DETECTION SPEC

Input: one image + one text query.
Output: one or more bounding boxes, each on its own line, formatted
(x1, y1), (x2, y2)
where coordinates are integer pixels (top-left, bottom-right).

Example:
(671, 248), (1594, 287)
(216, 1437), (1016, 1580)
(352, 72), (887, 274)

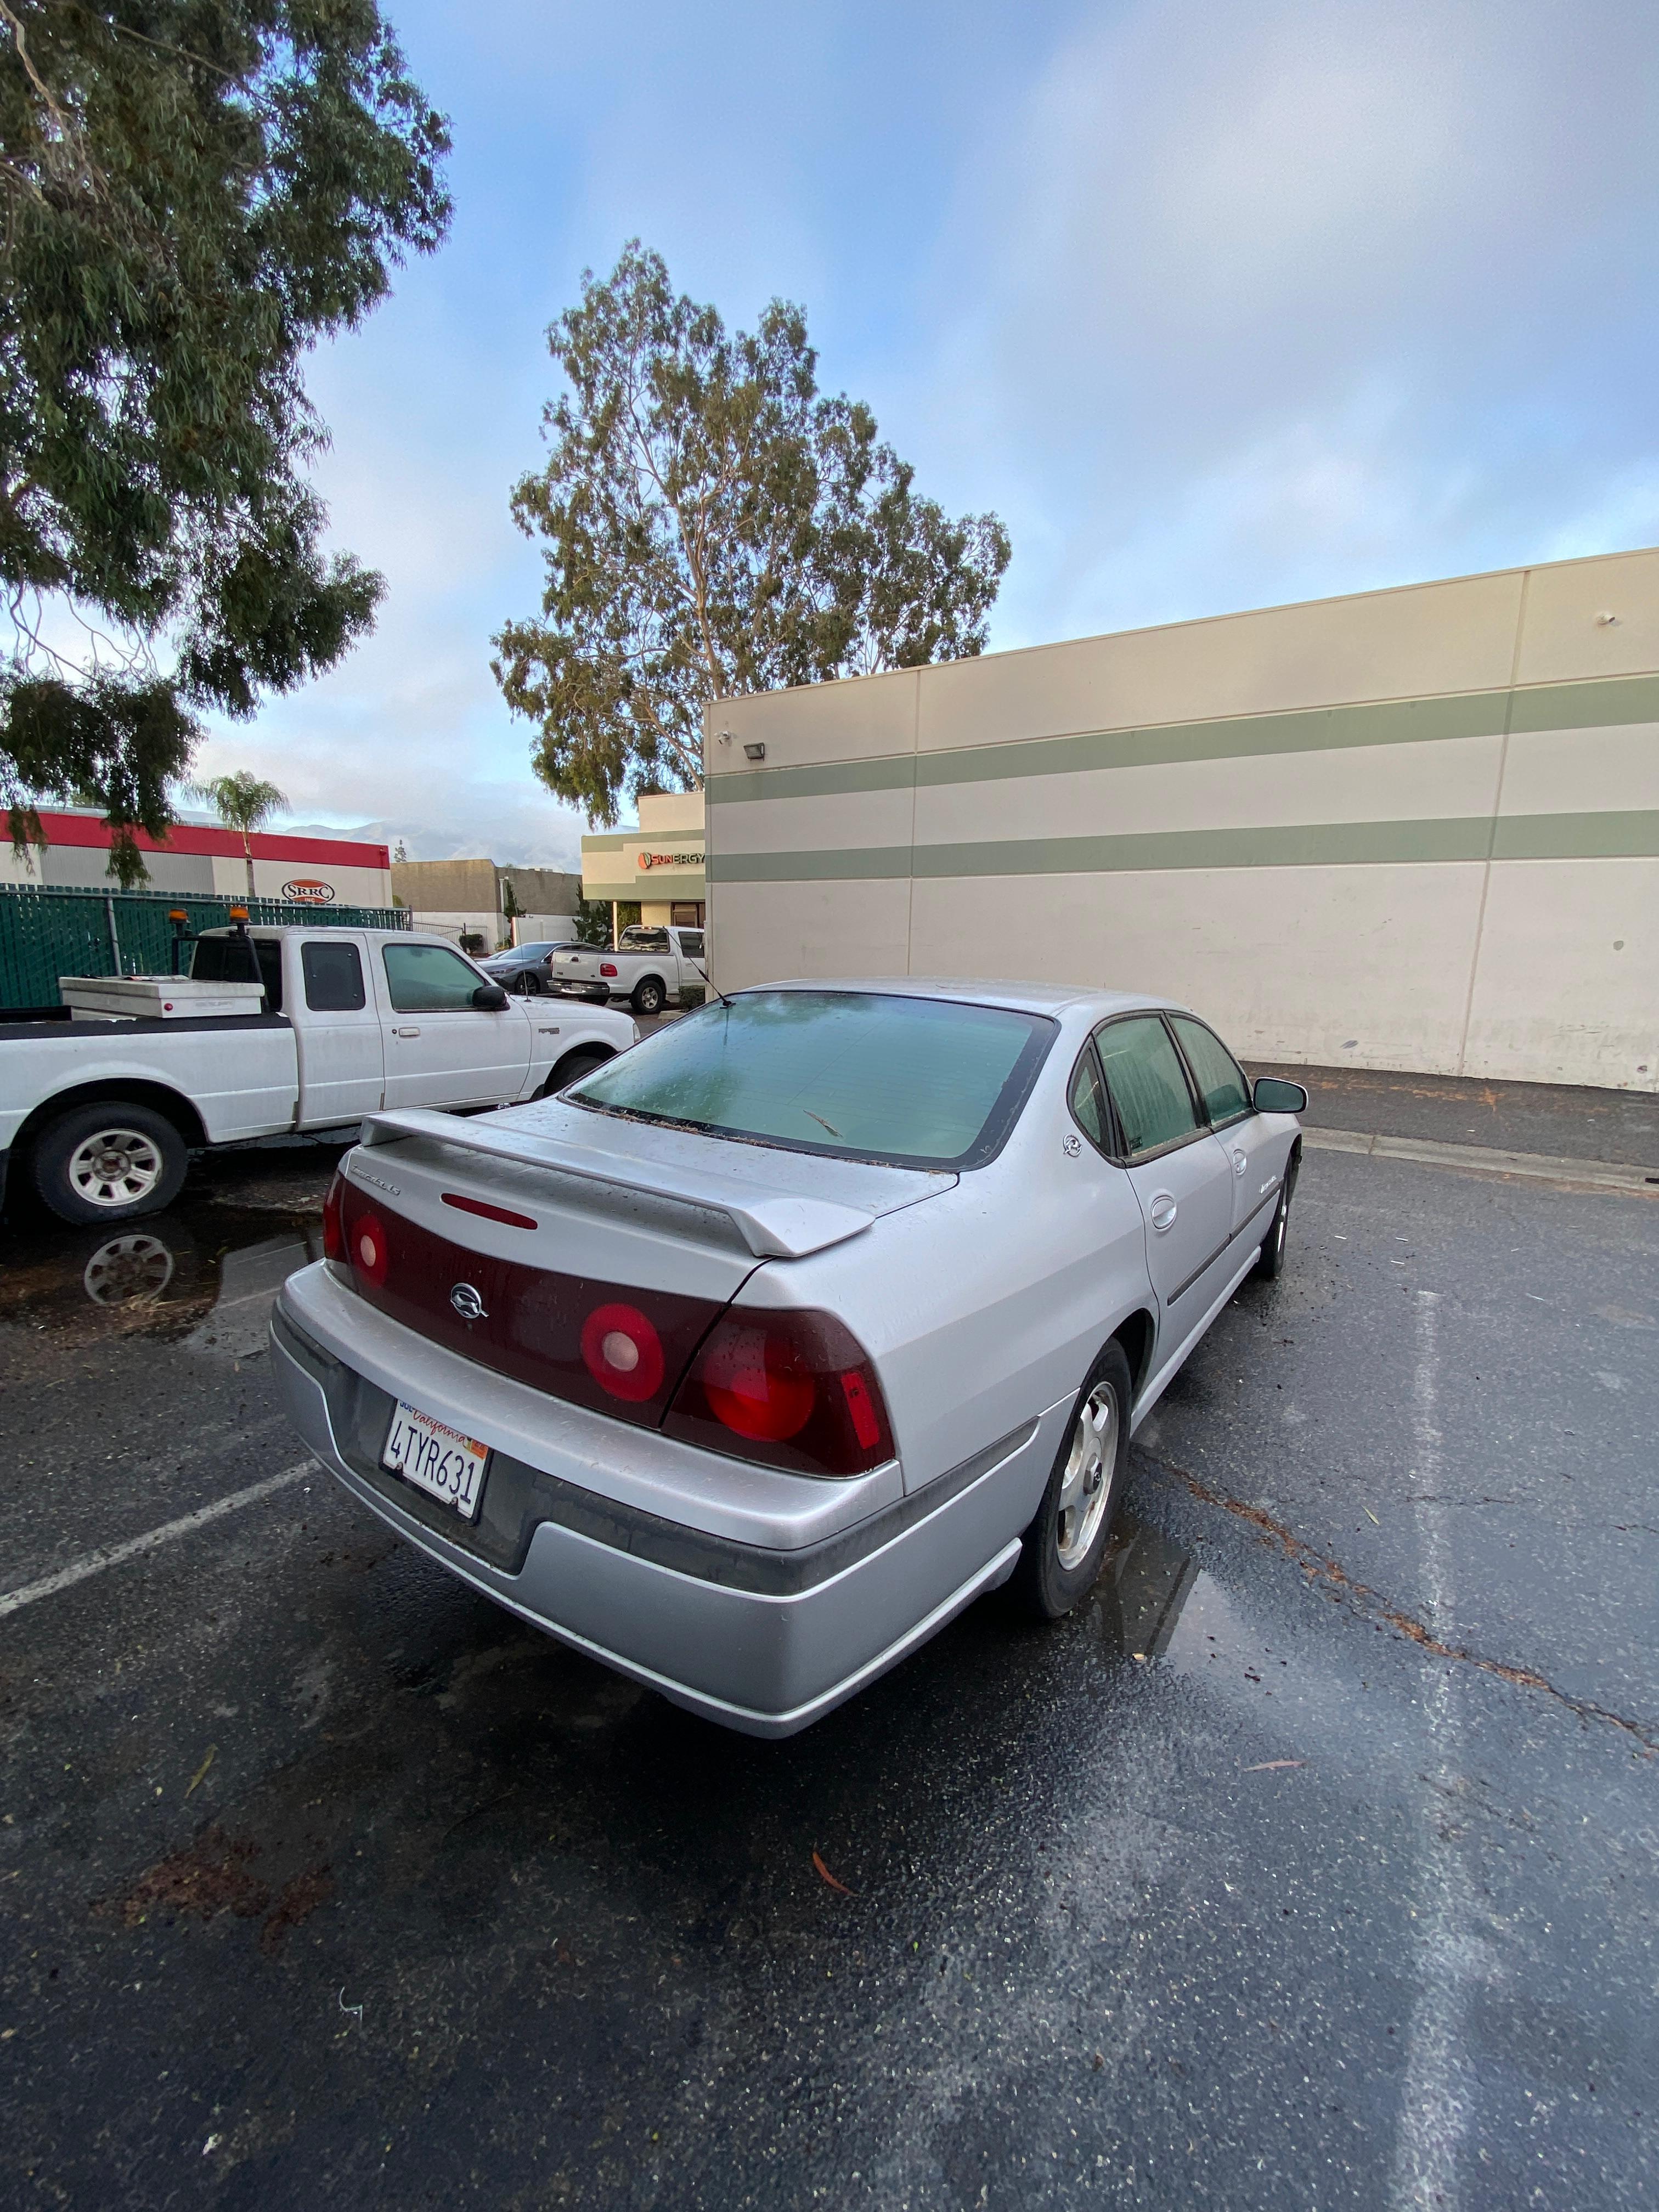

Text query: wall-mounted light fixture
(1596, 611), (1618, 626)
(743, 741), (766, 761)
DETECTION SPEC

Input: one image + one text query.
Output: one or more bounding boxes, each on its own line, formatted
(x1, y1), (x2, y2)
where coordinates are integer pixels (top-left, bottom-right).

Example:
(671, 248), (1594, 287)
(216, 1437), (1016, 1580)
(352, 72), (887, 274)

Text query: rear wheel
(31, 1101), (188, 1225)
(631, 975), (667, 1017)
(510, 969), (543, 996)
(1012, 1339), (1132, 1620)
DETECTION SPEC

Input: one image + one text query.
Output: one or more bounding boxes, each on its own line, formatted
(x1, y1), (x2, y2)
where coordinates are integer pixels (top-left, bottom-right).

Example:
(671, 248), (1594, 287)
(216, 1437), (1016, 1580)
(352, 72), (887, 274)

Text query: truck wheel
(630, 976), (667, 1017)
(540, 1047), (611, 1097)
(32, 1102), (188, 1226)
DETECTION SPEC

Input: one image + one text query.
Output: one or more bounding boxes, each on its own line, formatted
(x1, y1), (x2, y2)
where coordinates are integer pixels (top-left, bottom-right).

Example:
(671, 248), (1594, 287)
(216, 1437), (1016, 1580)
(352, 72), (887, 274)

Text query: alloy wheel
(1056, 1380), (1118, 1570)
(67, 1128), (166, 1210)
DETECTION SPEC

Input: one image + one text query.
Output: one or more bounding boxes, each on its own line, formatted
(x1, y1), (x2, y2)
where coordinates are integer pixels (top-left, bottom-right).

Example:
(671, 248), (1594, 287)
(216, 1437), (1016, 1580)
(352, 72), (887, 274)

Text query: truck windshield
(191, 934), (282, 1011)
(567, 989), (1056, 1170)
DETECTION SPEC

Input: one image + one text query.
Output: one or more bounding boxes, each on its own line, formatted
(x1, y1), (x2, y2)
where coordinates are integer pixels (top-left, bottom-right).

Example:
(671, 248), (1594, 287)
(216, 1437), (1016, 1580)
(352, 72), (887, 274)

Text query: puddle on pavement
(1097, 1517), (1307, 1697)
(0, 1200), (321, 1355)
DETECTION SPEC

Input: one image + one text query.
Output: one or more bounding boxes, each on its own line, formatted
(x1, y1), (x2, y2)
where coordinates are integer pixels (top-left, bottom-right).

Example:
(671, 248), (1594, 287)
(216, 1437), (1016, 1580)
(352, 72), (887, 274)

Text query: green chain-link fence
(0, 885), (409, 1011)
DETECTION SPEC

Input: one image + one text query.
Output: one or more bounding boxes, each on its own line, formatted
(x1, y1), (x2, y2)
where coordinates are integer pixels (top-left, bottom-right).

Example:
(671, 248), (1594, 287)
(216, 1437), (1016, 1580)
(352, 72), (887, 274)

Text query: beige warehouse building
(704, 546), (1659, 1092)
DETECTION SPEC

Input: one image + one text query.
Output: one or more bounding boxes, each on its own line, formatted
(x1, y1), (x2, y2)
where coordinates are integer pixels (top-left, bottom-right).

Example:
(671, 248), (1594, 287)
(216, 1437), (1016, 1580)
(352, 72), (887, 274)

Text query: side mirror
(471, 983), (509, 1011)
(1252, 1076), (1308, 1115)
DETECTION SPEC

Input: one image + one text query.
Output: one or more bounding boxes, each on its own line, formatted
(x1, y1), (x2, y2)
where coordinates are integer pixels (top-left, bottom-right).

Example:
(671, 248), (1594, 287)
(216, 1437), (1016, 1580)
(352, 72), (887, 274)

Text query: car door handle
(395, 1026), (420, 1038)
(1148, 1193), (1177, 1231)
(1229, 1148), (1247, 1177)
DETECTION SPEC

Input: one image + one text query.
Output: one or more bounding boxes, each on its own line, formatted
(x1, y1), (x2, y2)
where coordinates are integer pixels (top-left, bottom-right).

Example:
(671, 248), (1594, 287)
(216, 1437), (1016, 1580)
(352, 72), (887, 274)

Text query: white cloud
(914, 0), (1659, 642)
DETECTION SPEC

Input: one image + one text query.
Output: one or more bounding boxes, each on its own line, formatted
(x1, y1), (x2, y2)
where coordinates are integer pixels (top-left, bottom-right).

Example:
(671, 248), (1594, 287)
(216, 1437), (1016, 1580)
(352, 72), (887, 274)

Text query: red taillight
(322, 1171), (346, 1263)
(580, 1301), (665, 1403)
(665, 1310), (894, 1477)
(599, 962), (618, 977)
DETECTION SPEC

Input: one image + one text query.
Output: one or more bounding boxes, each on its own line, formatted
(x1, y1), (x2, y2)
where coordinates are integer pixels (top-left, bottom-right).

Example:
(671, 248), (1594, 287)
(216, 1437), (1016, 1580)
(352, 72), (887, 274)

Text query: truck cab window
(302, 940), (366, 1012)
(679, 930), (705, 958)
(191, 933), (283, 1011)
(382, 942), (489, 1013)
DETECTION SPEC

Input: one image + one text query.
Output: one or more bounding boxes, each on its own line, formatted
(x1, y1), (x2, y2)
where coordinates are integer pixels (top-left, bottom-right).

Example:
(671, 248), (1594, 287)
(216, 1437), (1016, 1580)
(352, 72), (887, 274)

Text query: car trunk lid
(335, 1101), (955, 1424)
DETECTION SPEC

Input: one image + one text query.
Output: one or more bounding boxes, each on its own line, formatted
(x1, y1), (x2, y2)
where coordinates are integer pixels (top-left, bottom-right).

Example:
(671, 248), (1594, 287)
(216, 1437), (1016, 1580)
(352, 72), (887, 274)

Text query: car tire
(631, 976), (666, 1017)
(1012, 1338), (1132, 1621)
(1253, 1147), (1299, 1280)
(31, 1101), (188, 1226)
(540, 1047), (611, 1097)
(519, 970), (543, 996)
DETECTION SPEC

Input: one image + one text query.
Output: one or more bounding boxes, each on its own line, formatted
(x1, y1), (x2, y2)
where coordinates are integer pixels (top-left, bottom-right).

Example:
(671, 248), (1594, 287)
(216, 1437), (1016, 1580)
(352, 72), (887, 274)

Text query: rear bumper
(269, 1272), (1061, 1736)
(551, 980), (611, 1002)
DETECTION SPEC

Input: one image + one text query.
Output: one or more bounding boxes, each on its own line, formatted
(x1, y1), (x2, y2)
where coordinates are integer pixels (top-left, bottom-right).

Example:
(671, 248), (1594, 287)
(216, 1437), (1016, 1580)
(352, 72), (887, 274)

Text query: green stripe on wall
(706, 810), (1659, 883)
(704, 670), (1659, 808)
(1492, 809), (1659, 860)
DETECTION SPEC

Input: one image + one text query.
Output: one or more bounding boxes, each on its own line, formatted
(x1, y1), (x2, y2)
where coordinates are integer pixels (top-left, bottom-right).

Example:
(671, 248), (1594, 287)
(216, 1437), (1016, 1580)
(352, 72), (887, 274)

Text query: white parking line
(1389, 1290), (1477, 2211)
(0, 1462), (313, 1621)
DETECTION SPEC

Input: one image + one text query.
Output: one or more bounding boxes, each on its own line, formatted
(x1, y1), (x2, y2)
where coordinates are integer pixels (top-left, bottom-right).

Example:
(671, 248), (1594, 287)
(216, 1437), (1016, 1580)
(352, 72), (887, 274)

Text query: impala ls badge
(450, 1283), (487, 1322)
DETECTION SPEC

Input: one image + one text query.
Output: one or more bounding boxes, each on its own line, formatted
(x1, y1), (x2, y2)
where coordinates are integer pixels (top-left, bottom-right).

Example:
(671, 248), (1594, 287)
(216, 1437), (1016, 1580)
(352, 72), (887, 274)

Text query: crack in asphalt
(1139, 1450), (1659, 1752)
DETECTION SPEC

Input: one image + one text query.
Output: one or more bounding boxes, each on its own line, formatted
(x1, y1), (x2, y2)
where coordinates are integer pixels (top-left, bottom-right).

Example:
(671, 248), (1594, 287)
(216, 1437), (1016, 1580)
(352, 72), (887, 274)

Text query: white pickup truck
(0, 925), (637, 1226)
(544, 924), (710, 1016)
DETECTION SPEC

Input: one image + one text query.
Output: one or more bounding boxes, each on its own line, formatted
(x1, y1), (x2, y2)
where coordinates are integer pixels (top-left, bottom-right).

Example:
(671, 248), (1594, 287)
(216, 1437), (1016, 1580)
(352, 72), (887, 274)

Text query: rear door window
(1068, 1047), (1113, 1154)
(302, 940), (366, 1012)
(1170, 1016), (1251, 1127)
(382, 943), (487, 1013)
(1095, 1015), (1201, 1159)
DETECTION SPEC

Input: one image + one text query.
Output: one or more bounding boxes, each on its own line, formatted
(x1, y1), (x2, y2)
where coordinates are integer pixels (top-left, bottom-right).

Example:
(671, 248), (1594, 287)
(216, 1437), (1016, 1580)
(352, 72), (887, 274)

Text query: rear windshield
(568, 989), (1056, 1169)
(191, 933), (282, 1011)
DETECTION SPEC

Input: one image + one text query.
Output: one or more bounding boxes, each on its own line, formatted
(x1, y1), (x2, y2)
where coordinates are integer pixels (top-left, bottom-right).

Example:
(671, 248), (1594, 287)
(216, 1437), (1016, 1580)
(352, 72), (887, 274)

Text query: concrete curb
(1302, 1125), (1659, 1196)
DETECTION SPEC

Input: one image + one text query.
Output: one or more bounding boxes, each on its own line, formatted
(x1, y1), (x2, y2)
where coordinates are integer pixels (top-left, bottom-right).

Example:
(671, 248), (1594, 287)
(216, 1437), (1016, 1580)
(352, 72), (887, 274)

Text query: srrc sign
(281, 878), (337, 904)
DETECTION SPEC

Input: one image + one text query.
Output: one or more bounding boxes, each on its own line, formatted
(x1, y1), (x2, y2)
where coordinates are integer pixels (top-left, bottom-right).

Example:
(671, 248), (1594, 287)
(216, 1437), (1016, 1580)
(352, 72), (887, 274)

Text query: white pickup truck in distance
(544, 924), (710, 1016)
(0, 926), (637, 1226)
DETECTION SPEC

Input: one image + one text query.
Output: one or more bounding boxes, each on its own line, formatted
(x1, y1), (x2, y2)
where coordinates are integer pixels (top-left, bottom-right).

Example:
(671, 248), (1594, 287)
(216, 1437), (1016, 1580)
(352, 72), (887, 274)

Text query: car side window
(1170, 1016), (1251, 1127)
(1096, 1015), (1201, 1158)
(679, 931), (705, 958)
(382, 942), (487, 1013)
(1067, 1046), (1113, 1153)
(302, 940), (365, 1012)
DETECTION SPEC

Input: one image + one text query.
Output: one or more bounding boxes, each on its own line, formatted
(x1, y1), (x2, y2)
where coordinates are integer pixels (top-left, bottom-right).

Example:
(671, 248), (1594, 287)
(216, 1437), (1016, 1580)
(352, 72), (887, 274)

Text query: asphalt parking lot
(1, 1076), (1655, 2209)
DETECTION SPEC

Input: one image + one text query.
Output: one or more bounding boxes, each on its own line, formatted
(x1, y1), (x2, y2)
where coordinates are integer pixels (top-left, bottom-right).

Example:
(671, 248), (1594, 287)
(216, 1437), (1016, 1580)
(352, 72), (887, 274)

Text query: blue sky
(195, 0), (1659, 864)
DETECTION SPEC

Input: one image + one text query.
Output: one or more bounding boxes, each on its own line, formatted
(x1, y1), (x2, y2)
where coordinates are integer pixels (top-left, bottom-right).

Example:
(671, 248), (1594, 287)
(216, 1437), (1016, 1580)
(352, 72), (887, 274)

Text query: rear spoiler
(356, 1108), (905, 1260)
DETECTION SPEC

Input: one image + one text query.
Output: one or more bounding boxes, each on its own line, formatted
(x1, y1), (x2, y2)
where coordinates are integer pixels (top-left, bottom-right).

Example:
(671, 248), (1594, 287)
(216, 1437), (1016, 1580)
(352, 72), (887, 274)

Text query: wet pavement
(1249, 1060), (1659, 1171)
(1, 1112), (1655, 2209)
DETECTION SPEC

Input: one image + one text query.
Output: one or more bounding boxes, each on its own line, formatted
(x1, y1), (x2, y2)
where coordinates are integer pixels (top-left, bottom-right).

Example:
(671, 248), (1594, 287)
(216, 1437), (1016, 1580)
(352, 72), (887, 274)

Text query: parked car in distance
(479, 941), (587, 996)
(544, 923), (709, 1015)
(272, 979), (1307, 1737)
(0, 927), (638, 1225)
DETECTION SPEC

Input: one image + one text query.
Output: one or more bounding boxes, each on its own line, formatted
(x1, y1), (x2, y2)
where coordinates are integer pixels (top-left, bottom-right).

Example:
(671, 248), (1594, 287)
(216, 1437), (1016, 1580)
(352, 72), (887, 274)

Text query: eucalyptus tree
(494, 242), (1011, 824)
(0, 1), (450, 881)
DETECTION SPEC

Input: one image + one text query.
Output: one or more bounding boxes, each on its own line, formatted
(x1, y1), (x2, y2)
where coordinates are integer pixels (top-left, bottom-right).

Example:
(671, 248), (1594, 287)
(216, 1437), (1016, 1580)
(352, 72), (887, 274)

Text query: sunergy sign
(635, 849), (704, 872)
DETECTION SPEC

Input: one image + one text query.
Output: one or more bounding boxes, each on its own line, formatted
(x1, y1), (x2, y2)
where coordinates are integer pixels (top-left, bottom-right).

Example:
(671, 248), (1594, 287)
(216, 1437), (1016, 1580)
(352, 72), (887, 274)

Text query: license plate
(381, 1401), (488, 1521)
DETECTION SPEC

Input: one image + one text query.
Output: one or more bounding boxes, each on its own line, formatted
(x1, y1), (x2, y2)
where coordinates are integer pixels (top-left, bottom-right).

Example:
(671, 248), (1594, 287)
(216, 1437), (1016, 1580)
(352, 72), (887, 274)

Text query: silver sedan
(270, 981), (1306, 1735)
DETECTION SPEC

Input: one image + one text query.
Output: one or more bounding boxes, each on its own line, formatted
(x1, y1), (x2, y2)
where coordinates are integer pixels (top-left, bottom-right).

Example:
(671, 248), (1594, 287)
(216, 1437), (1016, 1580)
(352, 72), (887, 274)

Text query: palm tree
(191, 772), (289, 900)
